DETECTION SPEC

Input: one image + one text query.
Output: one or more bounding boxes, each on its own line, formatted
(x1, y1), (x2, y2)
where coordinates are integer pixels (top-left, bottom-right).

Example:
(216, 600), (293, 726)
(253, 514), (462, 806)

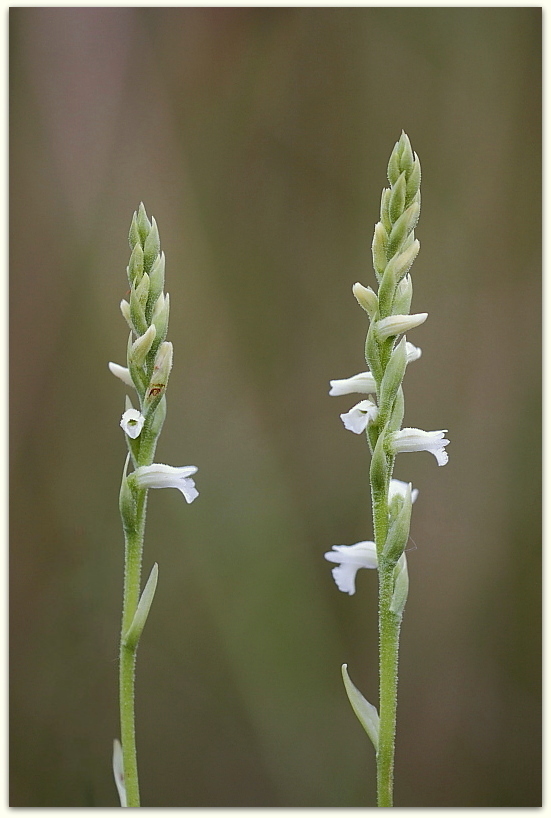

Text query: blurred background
(10, 7), (541, 808)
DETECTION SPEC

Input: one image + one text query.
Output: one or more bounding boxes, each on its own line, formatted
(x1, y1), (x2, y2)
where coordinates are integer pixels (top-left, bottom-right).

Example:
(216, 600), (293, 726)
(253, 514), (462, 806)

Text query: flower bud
(390, 553), (409, 618)
(405, 156), (421, 207)
(136, 202), (151, 245)
(143, 217), (160, 273)
(147, 251), (165, 313)
(380, 188), (392, 232)
(372, 222), (389, 280)
(128, 212), (140, 252)
(382, 482), (412, 564)
(152, 292), (170, 348)
(387, 202), (420, 257)
(119, 456), (137, 535)
(129, 325), (156, 368)
(144, 342), (173, 415)
(120, 299), (134, 332)
(392, 275), (413, 316)
(108, 361), (134, 388)
(134, 271), (150, 310)
(388, 171), (406, 225)
(127, 242), (144, 287)
(376, 313), (428, 341)
(397, 132), (414, 175)
(129, 288), (147, 336)
(353, 282), (378, 318)
(370, 424), (388, 498)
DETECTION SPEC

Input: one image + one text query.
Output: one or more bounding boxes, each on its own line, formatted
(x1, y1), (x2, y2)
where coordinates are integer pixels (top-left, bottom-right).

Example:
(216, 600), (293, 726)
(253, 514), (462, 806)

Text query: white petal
(391, 428), (450, 466)
(376, 313), (428, 341)
(389, 479), (419, 504)
(109, 362), (134, 388)
(405, 342), (422, 363)
(324, 541), (378, 594)
(120, 408), (145, 439)
(331, 563), (360, 595)
(340, 400), (378, 434)
(179, 477), (199, 504)
(329, 372), (377, 396)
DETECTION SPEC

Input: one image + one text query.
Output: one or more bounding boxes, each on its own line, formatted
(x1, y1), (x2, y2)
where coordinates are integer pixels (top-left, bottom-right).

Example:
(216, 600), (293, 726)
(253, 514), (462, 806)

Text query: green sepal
(136, 203), (151, 246)
(370, 424), (389, 498)
(143, 217), (160, 275)
(388, 171), (406, 225)
(150, 293), (170, 355)
(129, 325), (156, 368)
(123, 563), (159, 651)
(119, 455), (137, 535)
(387, 386), (404, 433)
(390, 554), (409, 618)
(382, 482), (412, 564)
(405, 157), (421, 207)
(341, 664), (379, 752)
(143, 342), (172, 418)
(379, 337), (407, 418)
(149, 395), (167, 440)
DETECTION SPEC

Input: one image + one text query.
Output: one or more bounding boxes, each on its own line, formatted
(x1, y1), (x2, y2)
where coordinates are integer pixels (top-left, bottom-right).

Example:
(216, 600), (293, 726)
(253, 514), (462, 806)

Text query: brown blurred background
(9, 7), (541, 807)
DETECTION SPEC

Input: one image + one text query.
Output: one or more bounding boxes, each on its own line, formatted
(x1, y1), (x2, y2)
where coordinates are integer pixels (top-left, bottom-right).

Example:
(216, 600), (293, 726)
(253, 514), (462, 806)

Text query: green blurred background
(10, 7), (541, 807)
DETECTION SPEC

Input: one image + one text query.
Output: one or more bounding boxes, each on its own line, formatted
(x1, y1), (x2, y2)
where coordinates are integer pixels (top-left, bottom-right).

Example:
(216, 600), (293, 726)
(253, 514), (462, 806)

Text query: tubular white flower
(120, 408), (145, 439)
(330, 372), (377, 397)
(389, 478), (419, 504)
(340, 399), (379, 434)
(109, 362), (134, 388)
(329, 344), (420, 398)
(376, 313), (428, 341)
(324, 541), (378, 595)
(133, 463), (199, 503)
(390, 427), (450, 466)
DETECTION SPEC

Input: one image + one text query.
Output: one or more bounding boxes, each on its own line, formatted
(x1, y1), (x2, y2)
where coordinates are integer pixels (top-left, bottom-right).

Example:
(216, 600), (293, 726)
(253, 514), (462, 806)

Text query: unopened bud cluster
(110, 204), (172, 457)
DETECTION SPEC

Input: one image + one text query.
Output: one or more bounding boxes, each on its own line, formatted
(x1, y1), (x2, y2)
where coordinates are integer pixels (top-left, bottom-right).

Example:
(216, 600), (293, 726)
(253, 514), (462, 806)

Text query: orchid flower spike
(340, 398), (379, 434)
(132, 463), (199, 503)
(120, 408), (145, 439)
(390, 428), (450, 466)
(324, 541), (378, 595)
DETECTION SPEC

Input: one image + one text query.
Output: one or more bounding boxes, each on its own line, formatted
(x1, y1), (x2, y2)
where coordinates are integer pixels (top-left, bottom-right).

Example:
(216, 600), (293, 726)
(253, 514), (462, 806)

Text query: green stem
(376, 562), (401, 807)
(119, 491), (147, 807)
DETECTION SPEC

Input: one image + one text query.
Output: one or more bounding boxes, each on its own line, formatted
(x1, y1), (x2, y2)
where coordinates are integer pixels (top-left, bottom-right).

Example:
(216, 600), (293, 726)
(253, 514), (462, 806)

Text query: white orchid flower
(133, 463), (199, 503)
(324, 541), (378, 595)
(390, 428), (449, 466)
(376, 313), (428, 341)
(340, 399), (379, 434)
(120, 408), (145, 439)
(329, 343), (421, 398)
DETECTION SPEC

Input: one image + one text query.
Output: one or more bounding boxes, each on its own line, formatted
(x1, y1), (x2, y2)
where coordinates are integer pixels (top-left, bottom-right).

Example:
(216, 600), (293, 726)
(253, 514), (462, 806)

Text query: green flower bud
(134, 272), (150, 311)
(151, 292), (170, 350)
(127, 242), (144, 287)
(380, 188), (392, 232)
(143, 342), (173, 416)
(388, 172), (406, 225)
(143, 217), (160, 274)
(372, 222), (389, 280)
(387, 202), (420, 257)
(149, 394), (167, 439)
(119, 455), (137, 535)
(128, 212), (141, 251)
(365, 318), (382, 383)
(382, 482), (412, 564)
(387, 140), (402, 186)
(353, 282), (378, 319)
(147, 251), (165, 316)
(136, 203), (151, 246)
(405, 156), (421, 207)
(120, 299), (134, 333)
(397, 132), (414, 175)
(129, 288), (147, 336)
(129, 325), (156, 368)
(390, 554), (409, 618)
(392, 275), (413, 316)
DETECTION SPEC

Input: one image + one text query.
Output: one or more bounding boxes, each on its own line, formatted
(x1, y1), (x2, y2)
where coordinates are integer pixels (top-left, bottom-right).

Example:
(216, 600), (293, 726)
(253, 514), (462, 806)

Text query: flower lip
(133, 463), (199, 503)
(391, 427), (450, 466)
(120, 408), (145, 439)
(324, 541), (378, 595)
(340, 399), (379, 434)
